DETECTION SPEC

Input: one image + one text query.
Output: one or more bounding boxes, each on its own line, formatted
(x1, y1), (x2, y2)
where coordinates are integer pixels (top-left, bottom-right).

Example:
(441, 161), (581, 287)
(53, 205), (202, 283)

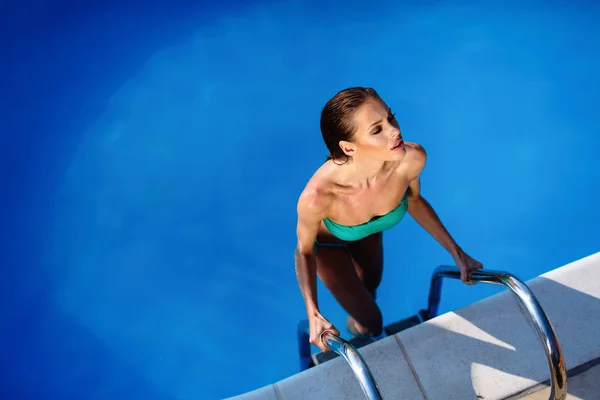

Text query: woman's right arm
(295, 189), (339, 351)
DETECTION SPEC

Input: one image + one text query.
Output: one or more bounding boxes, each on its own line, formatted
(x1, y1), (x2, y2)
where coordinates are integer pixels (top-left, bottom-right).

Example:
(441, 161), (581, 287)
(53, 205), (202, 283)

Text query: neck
(344, 156), (388, 188)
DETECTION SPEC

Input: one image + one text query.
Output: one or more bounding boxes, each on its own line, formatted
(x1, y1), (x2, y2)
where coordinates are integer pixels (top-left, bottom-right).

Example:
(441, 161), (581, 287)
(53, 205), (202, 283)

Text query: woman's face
(340, 97), (406, 161)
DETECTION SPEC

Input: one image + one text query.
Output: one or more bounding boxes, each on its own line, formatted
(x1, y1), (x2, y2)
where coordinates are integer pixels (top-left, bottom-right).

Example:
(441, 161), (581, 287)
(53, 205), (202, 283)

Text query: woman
(294, 87), (483, 352)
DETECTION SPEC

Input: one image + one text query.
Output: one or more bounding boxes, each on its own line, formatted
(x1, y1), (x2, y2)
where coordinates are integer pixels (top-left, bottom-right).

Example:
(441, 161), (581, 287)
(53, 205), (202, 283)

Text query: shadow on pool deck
(390, 273), (600, 399)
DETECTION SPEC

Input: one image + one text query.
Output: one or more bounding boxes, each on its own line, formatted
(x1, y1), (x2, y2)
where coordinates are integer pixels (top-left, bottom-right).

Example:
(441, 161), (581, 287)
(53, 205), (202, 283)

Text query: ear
(339, 140), (356, 157)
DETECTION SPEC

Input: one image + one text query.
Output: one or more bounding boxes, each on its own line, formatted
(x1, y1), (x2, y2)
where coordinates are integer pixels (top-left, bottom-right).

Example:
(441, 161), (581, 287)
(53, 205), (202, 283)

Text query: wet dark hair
(320, 87), (380, 164)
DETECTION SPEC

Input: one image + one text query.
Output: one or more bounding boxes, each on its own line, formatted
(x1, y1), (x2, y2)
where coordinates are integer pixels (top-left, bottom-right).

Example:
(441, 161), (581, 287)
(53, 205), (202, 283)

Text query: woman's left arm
(406, 178), (460, 256)
(402, 143), (483, 284)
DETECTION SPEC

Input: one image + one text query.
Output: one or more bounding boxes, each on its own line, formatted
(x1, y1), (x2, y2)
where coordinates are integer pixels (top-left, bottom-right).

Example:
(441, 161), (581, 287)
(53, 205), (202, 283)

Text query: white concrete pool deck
(518, 361), (600, 399)
(227, 251), (600, 400)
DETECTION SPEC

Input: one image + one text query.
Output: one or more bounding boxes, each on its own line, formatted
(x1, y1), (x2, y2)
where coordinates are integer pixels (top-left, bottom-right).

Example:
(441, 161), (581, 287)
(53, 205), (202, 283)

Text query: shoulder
(405, 141), (427, 160)
(296, 164), (336, 221)
(399, 141), (427, 181)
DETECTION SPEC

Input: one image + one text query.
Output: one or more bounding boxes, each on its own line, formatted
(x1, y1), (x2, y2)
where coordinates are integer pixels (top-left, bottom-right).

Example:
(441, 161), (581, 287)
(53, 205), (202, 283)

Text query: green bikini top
(322, 193), (409, 242)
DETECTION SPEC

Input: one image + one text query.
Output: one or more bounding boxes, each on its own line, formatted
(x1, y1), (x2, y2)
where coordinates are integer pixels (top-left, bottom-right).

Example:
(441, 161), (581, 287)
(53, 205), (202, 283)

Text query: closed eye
(372, 111), (397, 135)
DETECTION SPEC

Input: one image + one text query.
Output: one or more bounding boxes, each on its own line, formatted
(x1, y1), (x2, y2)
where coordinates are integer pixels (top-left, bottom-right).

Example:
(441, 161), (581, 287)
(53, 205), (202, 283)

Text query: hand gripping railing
(422, 266), (567, 400)
(297, 320), (383, 399)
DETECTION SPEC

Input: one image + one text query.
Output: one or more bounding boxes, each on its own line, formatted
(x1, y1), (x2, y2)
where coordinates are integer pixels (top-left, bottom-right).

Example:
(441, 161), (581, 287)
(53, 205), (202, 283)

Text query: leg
(346, 232), (384, 299)
(346, 232), (384, 335)
(315, 243), (383, 336)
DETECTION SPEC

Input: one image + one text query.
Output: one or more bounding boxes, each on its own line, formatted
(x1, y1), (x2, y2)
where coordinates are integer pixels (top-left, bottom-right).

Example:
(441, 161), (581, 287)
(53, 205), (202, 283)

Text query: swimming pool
(3, 1), (599, 399)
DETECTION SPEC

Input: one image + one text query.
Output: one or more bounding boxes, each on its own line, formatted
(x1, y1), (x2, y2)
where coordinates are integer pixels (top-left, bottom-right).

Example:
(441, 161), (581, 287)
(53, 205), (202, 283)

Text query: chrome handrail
(423, 266), (567, 400)
(297, 320), (383, 399)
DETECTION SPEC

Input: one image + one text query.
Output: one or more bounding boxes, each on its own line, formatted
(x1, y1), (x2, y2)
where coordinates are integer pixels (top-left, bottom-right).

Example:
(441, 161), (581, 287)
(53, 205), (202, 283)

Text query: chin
(391, 147), (407, 159)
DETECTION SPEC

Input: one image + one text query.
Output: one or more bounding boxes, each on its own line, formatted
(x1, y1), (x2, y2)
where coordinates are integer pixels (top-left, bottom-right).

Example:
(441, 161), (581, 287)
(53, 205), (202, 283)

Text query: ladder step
(384, 314), (422, 336)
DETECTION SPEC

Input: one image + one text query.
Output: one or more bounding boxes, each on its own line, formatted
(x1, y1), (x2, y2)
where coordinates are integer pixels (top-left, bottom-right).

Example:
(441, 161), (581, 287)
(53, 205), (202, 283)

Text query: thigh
(346, 232), (384, 298)
(315, 245), (382, 331)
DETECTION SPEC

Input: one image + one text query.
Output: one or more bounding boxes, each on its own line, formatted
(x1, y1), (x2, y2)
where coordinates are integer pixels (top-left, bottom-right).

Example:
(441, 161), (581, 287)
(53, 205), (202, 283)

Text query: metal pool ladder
(297, 319), (384, 399)
(296, 265), (568, 400)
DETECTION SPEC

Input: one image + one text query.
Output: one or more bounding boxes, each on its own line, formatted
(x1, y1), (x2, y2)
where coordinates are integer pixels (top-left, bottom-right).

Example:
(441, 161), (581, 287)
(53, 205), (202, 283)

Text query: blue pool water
(2, 1), (599, 399)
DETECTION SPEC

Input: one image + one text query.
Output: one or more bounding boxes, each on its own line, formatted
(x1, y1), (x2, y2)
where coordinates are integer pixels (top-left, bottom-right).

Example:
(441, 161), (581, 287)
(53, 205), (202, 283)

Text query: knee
(352, 262), (383, 296)
(355, 309), (383, 337)
(364, 282), (379, 301)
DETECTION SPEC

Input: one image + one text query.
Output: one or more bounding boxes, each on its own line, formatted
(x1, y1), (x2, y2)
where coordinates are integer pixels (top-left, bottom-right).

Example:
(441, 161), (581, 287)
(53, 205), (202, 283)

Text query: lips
(391, 139), (404, 150)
